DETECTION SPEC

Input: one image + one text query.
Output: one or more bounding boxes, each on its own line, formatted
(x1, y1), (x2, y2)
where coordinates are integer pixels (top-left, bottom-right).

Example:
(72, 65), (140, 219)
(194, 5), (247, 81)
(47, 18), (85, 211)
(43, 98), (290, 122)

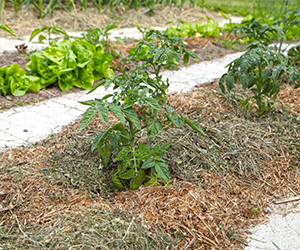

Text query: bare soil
(0, 3), (225, 38)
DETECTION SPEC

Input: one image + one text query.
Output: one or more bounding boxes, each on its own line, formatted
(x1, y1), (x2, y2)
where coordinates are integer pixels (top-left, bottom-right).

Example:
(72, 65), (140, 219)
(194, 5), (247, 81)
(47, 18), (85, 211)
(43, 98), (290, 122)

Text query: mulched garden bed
(1, 80), (299, 249)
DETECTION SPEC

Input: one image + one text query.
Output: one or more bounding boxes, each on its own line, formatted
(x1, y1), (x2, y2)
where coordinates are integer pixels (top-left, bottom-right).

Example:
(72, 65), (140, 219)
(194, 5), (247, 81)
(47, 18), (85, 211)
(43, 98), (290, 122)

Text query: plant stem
(278, 0), (288, 54)
(129, 121), (138, 172)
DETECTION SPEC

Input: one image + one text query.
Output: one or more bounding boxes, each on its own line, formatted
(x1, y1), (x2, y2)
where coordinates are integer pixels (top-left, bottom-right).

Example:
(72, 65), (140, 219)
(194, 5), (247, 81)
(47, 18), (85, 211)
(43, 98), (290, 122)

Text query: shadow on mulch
(1, 81), (299, 249)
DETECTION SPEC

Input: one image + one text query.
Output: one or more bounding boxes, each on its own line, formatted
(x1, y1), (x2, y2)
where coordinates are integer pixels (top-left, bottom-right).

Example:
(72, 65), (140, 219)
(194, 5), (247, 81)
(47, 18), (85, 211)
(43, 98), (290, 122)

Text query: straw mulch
(1, 82), (300, 249)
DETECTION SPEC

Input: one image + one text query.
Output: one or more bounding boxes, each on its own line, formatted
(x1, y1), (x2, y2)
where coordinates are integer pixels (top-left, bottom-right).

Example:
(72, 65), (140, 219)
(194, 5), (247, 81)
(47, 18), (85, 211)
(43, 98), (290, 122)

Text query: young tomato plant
(220, 42), (299, 115)
(79, 30), (204, 190)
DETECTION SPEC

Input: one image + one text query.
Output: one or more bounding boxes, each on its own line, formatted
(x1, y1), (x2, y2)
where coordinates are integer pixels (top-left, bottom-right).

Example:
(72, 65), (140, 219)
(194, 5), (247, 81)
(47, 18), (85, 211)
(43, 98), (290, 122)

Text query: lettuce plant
(26, 39), (114, 91)
(0, 64), (40, 96)
(79, 30), (204, 190)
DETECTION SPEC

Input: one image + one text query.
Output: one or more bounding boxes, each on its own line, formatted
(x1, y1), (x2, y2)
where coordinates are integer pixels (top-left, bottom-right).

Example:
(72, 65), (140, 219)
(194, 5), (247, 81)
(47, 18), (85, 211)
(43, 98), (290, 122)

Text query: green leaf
(101, 143), (111, 165)
(183, 53), (189, 66)
(288, 66), (299, 83)
(272, 65), (284, 82)
(160, 142), (172, 151)
(87, 80), (105, 94)
(158, 54), (167, 66)
(91, 131), (105, 152)
(0, 24), (16, 37)
(95, 102), (109, 124)
(124, 108), (141, 130)
(141, 156), (155, 169)
(155, 161), (169, 181)
(115, 36), (125, 45)
(79, 107), (96, 132)
(114, 146), (131, 162)
(226, 72), (235, 92)
(29, 28), (43, 42)
(109, 104), (126, 123)
(182, 115), (205, 135)
(130, 176), (142, 190)
(184, 49), (198, 58)
(52, 26), (69, 37)
(112, 174), (125, 189)
(119, 169), (135, 179)
(147, 119), (162, 137)
(144, 97), (163, 110)
(146, 176), (158, 186)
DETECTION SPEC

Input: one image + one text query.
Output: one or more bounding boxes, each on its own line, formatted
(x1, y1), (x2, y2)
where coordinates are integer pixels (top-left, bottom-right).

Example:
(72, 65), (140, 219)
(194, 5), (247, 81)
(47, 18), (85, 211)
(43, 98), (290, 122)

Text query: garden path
(0, 23), (299, 250)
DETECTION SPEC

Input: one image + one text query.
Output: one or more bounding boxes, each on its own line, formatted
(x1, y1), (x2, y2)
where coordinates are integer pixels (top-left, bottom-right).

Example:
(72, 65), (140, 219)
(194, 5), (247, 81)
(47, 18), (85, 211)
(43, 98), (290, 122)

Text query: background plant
(29, 25), (70, 45)
(79, 29), (204, 190)
(220, 42), (300, 115)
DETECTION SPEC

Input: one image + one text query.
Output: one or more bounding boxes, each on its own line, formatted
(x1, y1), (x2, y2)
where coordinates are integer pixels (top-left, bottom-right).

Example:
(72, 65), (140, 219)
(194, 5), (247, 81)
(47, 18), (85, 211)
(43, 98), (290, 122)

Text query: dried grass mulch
(0, 82), (300, 249)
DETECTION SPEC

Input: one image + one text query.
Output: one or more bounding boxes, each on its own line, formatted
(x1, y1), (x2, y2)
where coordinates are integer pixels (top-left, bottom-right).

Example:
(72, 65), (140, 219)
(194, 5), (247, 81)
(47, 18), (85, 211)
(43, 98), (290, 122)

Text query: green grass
(202, 0), (300, 17)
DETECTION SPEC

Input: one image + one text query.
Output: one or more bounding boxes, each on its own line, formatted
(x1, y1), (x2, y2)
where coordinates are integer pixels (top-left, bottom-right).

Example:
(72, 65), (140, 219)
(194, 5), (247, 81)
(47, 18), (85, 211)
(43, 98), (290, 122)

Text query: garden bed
(0, 36), (242, 110)
(1, 81), (299, 249)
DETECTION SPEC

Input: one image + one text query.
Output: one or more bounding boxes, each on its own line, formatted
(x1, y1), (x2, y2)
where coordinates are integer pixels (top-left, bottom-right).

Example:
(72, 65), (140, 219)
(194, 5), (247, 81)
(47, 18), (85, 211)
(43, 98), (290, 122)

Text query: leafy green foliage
(80, 30), (204, 190)
(230, 17), (285, 46)
(220, 43), (300, 115)
(165, 18), (222, 38)
(26, 38), (114, 92)
(29, 26), (69, 45)
(0, 64), (40, 96)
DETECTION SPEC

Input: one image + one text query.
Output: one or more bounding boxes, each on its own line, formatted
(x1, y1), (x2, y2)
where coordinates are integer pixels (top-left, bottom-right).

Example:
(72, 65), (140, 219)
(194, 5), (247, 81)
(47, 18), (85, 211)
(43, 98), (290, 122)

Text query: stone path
(0, 21), (299, 250)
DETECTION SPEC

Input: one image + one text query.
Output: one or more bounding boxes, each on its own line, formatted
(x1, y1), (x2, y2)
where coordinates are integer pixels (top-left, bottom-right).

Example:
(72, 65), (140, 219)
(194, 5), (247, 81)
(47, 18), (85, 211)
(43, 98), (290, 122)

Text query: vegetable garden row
(0, 2), (299, 190)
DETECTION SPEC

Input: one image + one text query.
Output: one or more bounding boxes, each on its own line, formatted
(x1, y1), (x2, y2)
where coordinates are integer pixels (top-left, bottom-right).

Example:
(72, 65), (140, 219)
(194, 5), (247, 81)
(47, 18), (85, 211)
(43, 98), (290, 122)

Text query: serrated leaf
(101, 143), (111, 165)
(114, 146), (131, 162)
(130, 176), (142, 190)
(262, 68), (272, 82)
(141, 156), (155, 169)
(170, 114), (182, 127)
(96, 102), (109, 124)
(238, 72), (251, 90)
(153, 49), (163, 63)
(226, 72), (235, 92)
(91, 131), (105, 152)
(79, 107), (96, 132)
(124, 108), (141, 130)
(158, 54), (167, 66)
(119, 169), (135, 179)
(272, 65), (283, 82)
(144, 97), (163, 110)
(155, 161), (169, 181)
(288, 66), (299, 83)
(109, 104), (126, 123)
(147, 119), (162, 137)
(112, 174), (125, 189)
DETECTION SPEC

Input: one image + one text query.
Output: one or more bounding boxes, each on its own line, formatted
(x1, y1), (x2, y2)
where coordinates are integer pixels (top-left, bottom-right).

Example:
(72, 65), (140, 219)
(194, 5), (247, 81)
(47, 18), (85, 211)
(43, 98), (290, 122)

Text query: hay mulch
(1, 82), (300, 249)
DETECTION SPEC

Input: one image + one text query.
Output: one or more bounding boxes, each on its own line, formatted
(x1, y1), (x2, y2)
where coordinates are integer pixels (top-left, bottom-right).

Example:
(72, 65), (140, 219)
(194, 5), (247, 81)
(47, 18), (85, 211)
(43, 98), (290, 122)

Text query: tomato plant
(79, 30), (204, 190)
